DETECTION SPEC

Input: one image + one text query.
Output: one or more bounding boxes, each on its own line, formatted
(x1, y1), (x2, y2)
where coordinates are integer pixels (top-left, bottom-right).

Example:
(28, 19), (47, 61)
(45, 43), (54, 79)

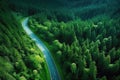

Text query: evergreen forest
(0, 0), (120, 80)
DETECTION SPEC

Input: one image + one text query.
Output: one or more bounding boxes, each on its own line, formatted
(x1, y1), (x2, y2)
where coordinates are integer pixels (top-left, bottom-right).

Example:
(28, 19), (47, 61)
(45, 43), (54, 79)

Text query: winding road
(22, 18), (61, 80)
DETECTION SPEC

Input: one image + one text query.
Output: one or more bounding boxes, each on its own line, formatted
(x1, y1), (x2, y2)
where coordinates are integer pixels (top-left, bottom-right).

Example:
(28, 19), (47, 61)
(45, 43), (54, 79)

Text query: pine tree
(89, 61), (97, 80)
(108, 62), (119, 75)
(81, 68), (89, 80)
(71, 63), (77, 74)
(105, 55), (111, 66)
(109, 48), (116, 62)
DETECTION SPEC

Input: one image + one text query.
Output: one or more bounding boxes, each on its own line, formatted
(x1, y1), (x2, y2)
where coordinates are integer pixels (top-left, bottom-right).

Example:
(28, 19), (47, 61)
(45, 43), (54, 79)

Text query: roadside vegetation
(28, 11), (120, 80)
(0, 0), (50, 80)
(1, 0), (120, 80)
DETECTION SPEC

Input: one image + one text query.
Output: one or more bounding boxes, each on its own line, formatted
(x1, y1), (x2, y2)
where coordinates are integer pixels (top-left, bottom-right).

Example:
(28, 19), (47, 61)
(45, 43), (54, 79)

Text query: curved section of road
(22, 18), (61, 80)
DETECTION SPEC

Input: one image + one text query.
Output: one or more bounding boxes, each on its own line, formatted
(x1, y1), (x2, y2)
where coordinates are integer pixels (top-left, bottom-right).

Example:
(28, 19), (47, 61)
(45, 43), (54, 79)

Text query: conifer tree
(71, 63), (77, 74)
(89, 61), (97, 80)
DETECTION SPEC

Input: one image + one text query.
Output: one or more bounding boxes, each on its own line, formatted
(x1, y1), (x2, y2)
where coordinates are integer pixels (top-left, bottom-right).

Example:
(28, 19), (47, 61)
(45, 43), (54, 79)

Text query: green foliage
(0, 57), (13, 73)
(0, 1), (50, 80)
(19, 76), (27, 80)
(53, 40), (63, 50)
(5, 0), (120, 80)
(71, 63), (77, 74)
(30, 14), (120, 80)
(25, 54), (44, 70)
(0, 57), (15, 80)
(15, 60), (27, 72)
(89, 62), (97, 80)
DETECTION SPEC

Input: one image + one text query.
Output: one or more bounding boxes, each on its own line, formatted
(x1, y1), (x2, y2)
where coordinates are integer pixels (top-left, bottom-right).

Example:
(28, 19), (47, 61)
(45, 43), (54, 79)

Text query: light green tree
(71, 63), (77, 74)
(89, 61), (97, 80)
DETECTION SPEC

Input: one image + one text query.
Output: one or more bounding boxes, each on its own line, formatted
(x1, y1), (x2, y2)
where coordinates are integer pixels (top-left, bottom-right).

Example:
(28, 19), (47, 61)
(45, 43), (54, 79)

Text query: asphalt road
(22, 18), (61, 80)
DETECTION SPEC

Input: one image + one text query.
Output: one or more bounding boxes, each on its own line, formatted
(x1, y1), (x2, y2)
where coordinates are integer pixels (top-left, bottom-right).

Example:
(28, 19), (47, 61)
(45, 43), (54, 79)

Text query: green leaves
(71, 63), (77, 74)
(0, 57), (15, 80)
(0, 57), (13, 73)
(28, 10), (120, 80)
(0, 3), (50, 80)
(89, 62), (97, 80)
(25, 54), (44, 70)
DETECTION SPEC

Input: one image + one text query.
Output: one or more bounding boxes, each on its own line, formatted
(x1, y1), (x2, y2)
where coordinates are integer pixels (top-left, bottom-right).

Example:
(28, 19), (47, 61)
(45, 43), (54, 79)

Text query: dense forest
(0, 0), (50, 80)
(28, 12), (120, 80)
(0, 0), (120, 80)
(26, 0), (120, 79)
